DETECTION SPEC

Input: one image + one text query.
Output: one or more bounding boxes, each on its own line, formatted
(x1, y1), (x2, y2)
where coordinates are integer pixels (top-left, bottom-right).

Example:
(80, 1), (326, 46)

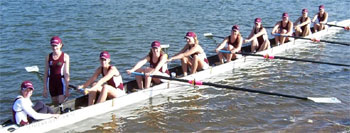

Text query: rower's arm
(172, 45), (198, 60)
(21, 100), (54, 120)
(286, 21), (294, 35)
(271, 22), (280, 34)
(43, 55), (49, 92)
(129, 56), (149, 72)
(252, 28), (267, 39)
(215, 38), (228, 52)
(150, 54), (168, 75)
(312, 14), (318, 23)
(174, 44), (189, 56)
(63, 54), (70, 95)
(232, 36), (242, 53)
(92, 66), (118, 89)
(81, 67), (101, 88)
(299, 17), (311, 27)
(293, 17), (301, 26)
(245, 29), (255, 42)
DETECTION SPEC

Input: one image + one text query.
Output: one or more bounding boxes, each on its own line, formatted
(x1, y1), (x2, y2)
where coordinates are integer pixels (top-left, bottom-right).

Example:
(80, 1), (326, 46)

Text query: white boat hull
(1, 19), (349, 133)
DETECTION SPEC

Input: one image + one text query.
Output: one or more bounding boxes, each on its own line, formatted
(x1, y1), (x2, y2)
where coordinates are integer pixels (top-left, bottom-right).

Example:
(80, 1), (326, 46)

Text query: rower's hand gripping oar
(131, 72), (341, 103)
(273, 33), (350, 46)
(25, 65), (78, 90)
(219, 50), (350, 67)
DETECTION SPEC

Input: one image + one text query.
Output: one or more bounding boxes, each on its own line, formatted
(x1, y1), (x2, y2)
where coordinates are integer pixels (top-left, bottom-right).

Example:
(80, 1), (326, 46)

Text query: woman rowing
(13, 81), (59, 126)
(126, 41), (169, 89)
(43, 36), (70, 105)
(294, 9), (311, 37)
(77, 51), (125, 105)
(244, 18), (270, 52)
(215, 25), (243, 63)
(271, 12), (294, 45)
(312, 5), (328, 32)
(168, 32), (209, 76)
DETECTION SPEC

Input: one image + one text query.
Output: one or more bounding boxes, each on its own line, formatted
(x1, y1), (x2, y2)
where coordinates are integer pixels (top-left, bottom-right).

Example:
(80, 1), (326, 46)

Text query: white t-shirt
(12, 96), (52, 125)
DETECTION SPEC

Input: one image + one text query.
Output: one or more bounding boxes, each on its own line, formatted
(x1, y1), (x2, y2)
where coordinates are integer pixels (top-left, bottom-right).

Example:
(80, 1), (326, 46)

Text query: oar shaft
(271, 55), (350, 67)
(131, 72), (340, 103)
(151, 74), (308, 100)
(273, 33), (350, 46)
(212, 35), (225, 39)
(326, 23), (347, 28)
(219, 50), (350, 67)
(239, 52), (350, 67)
(202, 82), (307, 100)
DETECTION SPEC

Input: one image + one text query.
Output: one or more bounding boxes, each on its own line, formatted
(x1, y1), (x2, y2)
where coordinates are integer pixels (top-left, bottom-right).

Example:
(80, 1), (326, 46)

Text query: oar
(131, 72), (341, 103)
(25, 66), (78, 89)
(273, 33), (350, 46)
(325, 23), (350, 30)
(203, 33), (225, 39)
(219, 50), (350, 67)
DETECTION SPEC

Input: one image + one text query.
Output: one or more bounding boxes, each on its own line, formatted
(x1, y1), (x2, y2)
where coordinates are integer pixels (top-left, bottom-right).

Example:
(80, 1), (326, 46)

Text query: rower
(13, 81), (59, 126)
(168, 32), (209, 76)
(126, 41), (170, 89)
(294, 9), (311, 37)
(215, 25), (243, 64)
(312, 5), (328, 32)
(245, 18), (270, 52)
(43, 36), (70, 105)
(271, 12), (294, 45)
(77, 51), (125, 105)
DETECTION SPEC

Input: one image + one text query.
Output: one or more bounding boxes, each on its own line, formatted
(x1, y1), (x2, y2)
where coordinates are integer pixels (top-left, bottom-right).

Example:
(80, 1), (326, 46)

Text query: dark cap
(21, 80), (34, 91)
(100, 51), (110, 59)
(232, 25), (240, 31)
(185, 32), (197, 38)
(50, 36), (62, 46)
(151, 41), (161, 48)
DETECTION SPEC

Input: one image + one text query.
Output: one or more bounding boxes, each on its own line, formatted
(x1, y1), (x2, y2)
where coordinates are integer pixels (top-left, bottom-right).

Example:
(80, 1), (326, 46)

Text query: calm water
(1, 0), (349, 132)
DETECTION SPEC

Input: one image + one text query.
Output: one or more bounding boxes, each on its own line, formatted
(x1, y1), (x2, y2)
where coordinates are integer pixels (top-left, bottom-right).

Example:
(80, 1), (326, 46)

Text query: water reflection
(85, 113), (124, 132)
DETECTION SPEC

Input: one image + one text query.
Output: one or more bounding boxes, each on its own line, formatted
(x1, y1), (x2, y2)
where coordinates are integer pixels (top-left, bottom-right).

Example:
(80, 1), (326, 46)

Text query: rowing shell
(1, 19), (348, 133)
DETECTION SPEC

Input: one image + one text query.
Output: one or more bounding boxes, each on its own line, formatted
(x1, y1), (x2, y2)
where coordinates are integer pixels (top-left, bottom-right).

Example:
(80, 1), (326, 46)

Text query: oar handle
(131, 72), (146, 76)
(219, 50), (232, 54)
(272, 33), (290, 37)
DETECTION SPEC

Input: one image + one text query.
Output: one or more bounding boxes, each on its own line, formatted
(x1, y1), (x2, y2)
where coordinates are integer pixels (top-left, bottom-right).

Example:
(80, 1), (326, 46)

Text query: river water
(1, 0), (349, 132)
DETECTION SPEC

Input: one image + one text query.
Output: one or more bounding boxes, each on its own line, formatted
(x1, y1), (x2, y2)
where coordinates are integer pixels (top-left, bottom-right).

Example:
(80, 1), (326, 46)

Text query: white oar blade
(307, 97), (341, 103)
(203, 33), (213, 37)
(161, 44), (170, 49)
(25, 66), (39, 73)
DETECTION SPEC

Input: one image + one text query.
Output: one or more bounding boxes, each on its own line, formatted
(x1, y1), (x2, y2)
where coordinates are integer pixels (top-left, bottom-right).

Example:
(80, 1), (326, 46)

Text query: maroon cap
(302, 8), (308, 13)
(282, 12), (289, 18)
(319, 5), (325, 9)
(232, 25), (240, 31)
(21, 80), (34, 90)
(255, 18), (262, 23)
(185, 32), (197, 38)
(100, 51), (110, 59)
(50, 36), (62, 46)
(151, 41), (161, 48)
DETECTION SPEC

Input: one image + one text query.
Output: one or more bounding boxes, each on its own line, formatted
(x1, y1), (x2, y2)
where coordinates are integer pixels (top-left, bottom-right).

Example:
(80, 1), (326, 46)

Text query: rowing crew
(272, 5), (328, 45)
(10, 5), (333, 127)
